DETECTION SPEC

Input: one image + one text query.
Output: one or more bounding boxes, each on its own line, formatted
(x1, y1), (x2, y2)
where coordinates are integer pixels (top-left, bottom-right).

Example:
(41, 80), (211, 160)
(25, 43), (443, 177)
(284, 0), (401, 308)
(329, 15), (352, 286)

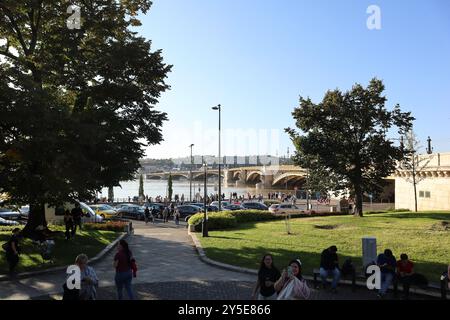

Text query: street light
(203, 161), (208, 237)
(189, 144), (194, 202)
(212, 104), (222, 210)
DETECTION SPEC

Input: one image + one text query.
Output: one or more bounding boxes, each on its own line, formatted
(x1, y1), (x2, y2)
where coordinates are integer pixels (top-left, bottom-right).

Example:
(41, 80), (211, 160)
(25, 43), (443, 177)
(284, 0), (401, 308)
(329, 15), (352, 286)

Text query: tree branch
(0, 3), (30, 55)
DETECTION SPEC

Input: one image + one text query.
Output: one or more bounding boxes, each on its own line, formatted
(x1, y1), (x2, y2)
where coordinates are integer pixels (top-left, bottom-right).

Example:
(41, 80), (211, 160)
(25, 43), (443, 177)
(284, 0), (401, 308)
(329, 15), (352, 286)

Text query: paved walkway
(0, 221), (436, 300)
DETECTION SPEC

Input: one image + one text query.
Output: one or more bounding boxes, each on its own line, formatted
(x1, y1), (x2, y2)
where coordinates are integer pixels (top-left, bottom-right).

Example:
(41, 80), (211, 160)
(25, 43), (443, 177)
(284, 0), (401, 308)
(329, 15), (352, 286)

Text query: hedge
(83, 221), (128, 232)
(187, 210), (349, 232)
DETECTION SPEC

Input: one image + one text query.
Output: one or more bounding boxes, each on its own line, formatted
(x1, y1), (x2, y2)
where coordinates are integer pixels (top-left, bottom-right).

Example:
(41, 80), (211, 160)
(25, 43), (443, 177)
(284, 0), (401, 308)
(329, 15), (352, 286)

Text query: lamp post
(203, 161), (208, 237)
(212, 104), (222, 210)
(189, 144), (194, 202)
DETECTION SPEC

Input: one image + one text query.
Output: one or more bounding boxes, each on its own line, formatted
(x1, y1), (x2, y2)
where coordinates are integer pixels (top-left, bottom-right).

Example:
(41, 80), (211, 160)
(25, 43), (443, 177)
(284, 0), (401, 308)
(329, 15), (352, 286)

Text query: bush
(189, 212), (238, 232)
(83, 221), (128, 232)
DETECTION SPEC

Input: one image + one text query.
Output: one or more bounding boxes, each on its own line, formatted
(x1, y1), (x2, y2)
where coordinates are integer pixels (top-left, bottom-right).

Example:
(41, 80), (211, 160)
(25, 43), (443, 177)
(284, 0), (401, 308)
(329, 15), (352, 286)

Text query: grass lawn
(197, 211), (450, 284)
(0, 225), (120, 274)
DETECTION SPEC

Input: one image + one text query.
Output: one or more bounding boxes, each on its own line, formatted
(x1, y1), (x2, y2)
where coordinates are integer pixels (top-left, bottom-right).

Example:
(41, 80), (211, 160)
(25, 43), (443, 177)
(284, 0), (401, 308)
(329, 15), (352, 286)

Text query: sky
(136, 0), (450, 159)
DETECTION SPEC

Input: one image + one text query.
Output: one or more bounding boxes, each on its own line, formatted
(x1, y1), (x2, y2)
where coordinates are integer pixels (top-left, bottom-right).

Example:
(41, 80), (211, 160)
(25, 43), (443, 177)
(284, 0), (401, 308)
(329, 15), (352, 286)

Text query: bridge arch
(272, 173), (306, 186)
(246, 171), (263, 183)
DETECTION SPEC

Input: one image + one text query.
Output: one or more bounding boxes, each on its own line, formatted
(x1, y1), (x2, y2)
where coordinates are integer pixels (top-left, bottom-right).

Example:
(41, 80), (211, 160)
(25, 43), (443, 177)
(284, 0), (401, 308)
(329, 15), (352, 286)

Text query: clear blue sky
(137, 0), (450, 159)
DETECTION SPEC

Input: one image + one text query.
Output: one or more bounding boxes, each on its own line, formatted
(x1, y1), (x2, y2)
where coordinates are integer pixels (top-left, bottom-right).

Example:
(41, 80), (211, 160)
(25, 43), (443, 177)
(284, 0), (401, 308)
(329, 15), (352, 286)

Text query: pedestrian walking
(71, 203), (83, 236)
(64, 210), (74, 240)
(174, 208), (180, 226)
(144, 206), (151, 224)
(114, 240), (135, 300)
(163, 206), (169, 223)
(3, 228), (21, 276)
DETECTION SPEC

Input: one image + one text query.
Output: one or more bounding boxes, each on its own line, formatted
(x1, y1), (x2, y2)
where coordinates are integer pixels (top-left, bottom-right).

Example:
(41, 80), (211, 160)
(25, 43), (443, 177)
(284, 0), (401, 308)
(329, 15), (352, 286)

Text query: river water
(100, 179), (295, 201)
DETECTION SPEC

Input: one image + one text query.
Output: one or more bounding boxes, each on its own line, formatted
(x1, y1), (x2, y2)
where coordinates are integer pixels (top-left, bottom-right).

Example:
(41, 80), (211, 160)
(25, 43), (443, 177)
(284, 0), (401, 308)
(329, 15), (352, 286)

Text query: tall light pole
(212, 104), (222, 210)
(189, 144), (194, 202)
(203, 160), (208, 237)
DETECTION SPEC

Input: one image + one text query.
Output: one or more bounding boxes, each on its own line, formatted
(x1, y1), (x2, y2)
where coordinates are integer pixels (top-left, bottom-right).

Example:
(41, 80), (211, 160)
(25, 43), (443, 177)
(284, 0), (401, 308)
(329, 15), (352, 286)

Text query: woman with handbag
(274, 259), (311, 300)
(114, 239), (135, 300)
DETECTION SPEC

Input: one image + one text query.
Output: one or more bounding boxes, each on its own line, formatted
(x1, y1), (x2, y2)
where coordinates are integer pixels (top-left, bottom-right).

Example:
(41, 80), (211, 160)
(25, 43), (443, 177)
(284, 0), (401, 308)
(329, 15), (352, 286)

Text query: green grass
(197, 211), (450, 284)
(0, 225), (120, 274)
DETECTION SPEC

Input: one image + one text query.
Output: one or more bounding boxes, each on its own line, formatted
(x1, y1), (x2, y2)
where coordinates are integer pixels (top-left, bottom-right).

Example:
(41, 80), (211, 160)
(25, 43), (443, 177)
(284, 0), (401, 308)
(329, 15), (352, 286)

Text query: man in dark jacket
(5, 228), (21, 276)
(319, 245), (341, 292)
(71, 203), (83, 235)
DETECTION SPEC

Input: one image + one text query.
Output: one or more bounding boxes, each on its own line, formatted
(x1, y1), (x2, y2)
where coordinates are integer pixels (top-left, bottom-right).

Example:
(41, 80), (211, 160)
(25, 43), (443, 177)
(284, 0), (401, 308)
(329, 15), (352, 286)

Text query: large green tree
(286, 78), (414, 216)
(0, 1), (171, 235)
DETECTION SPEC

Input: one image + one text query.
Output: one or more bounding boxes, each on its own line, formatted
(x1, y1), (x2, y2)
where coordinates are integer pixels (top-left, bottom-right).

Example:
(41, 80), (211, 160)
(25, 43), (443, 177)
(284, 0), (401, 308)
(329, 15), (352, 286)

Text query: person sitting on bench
(396, 253), (414, 299)
(319, 245), (341, 293)
(377, 249), (396, 298)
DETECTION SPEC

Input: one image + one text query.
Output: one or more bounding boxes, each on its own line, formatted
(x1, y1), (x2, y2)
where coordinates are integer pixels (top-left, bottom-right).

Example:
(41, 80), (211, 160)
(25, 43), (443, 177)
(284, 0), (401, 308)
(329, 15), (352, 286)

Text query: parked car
(0, 208), (21, 220)
(116, 205), (145, 220)
(79, 202), (104, 223)
(269, 203), (305, 215)
(19, 205), (30, 218)
(222, 204), (245, 211)
(241, 202), (268, 211)
(210, 201), (230, 210)
(176, 205), (202, 222)
(89, 204), (117, 219)
(191, 203), (220, 213)
(0, 217), (20, 226)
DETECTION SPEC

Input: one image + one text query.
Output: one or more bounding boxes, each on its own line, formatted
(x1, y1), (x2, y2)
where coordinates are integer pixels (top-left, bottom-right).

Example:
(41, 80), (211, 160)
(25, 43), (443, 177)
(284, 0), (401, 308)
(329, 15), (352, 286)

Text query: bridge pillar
(255, 174), (273, 190)
(235, 170), (247, 187)
(224, 169), (233, 187)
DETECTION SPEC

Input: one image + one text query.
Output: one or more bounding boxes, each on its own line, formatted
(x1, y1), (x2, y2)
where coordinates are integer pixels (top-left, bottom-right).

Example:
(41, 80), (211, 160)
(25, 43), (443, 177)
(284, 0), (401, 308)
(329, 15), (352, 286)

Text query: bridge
(146, 165), (309, 188)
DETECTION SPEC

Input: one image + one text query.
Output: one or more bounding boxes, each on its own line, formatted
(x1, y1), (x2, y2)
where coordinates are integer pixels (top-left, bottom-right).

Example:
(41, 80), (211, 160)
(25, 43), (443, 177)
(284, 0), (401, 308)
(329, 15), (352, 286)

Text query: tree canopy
(286, 78), (414, 216)
(0, 1), (171, 232)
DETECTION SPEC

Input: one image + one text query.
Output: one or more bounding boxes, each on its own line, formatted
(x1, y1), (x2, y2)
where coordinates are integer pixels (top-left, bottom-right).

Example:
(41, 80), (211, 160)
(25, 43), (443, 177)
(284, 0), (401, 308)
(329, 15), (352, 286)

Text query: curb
(0, 231), (129, 282)
(188, 230), (444, 299)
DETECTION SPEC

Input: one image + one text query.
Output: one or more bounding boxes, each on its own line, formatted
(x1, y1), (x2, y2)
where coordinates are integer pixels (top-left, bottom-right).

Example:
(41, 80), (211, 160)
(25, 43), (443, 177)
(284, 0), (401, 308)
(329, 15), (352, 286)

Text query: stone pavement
(1, 220), (437, 300)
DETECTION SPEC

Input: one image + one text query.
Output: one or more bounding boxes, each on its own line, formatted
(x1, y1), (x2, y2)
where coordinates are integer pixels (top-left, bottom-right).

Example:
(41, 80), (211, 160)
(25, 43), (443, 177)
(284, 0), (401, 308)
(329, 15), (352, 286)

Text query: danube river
(100, 179), (294, 201)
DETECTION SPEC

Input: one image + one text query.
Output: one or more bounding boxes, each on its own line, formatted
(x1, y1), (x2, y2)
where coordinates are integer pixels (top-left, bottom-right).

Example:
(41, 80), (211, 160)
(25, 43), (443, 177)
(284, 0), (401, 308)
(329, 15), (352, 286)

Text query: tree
(138, 174), (144, 200)
(167, 174), (173, 201)
(286, 78), (414, 216)
(0, 1), (171, 235)
(108, 186), (114, 203)
(400, 130), (432, 212)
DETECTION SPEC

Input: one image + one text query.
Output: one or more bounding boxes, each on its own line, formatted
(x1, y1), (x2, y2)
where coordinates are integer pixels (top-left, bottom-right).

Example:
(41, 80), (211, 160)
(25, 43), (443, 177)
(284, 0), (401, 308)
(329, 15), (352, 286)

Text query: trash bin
(362, 237), (377, 269)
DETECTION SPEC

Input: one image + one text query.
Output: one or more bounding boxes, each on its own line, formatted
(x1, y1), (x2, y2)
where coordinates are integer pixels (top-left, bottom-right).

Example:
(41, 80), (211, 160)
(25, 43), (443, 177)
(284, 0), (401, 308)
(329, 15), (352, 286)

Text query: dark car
(191, 203), (220, 213)
(241, 202), (268, 211)
(222, 204), (244, 211)
(116, 205), (145, 220)
(176, 205), (202, 222)
(146, 203), (168, 219)
(0, 208), (21, 220)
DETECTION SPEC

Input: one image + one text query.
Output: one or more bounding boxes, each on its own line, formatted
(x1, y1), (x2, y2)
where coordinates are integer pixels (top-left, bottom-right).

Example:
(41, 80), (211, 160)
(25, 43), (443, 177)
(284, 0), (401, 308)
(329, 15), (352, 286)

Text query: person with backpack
(113, 239), (135, 300)
(3, 228), (21, 276)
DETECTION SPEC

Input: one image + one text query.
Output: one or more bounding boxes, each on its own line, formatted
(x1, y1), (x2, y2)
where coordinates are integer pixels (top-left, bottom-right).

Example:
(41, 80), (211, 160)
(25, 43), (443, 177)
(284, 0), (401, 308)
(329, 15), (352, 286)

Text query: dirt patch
(430, 221), (450, 231)
(314, 224), (339, 230)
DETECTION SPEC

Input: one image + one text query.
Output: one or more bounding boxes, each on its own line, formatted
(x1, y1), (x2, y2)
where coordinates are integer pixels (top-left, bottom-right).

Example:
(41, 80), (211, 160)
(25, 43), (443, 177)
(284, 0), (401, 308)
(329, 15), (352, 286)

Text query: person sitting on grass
(396, 254), (414, 299)
(274, 259), (310, 300)
(377, 249), (396, 298)
(319, 245), (341, 293)
(252, 254), (281, 300)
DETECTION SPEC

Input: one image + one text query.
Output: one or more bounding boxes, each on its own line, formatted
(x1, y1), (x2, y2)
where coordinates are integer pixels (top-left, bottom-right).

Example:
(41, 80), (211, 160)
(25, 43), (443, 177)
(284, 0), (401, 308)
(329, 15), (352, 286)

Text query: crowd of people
(251, 246), (442, 300)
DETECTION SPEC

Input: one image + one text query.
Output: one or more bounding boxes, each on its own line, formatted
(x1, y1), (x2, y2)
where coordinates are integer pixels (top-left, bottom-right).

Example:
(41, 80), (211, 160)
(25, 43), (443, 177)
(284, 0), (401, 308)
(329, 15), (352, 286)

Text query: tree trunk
(21, 202), (47, 237)
(354, 184), (364, 217)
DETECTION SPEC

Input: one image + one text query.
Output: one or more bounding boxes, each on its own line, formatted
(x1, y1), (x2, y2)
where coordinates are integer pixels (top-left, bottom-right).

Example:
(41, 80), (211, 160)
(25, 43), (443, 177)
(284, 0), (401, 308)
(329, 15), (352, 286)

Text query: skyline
(137, 0), (450, 159)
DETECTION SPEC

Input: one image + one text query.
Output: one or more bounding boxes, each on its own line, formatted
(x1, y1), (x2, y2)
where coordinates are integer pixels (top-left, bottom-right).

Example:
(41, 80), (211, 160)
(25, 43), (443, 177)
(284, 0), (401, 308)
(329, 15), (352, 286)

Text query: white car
(269, 203), (306, 215)
(19, 205), (30, 218)
(79, 202), (104, 223)
(0, 217), (20, 226)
